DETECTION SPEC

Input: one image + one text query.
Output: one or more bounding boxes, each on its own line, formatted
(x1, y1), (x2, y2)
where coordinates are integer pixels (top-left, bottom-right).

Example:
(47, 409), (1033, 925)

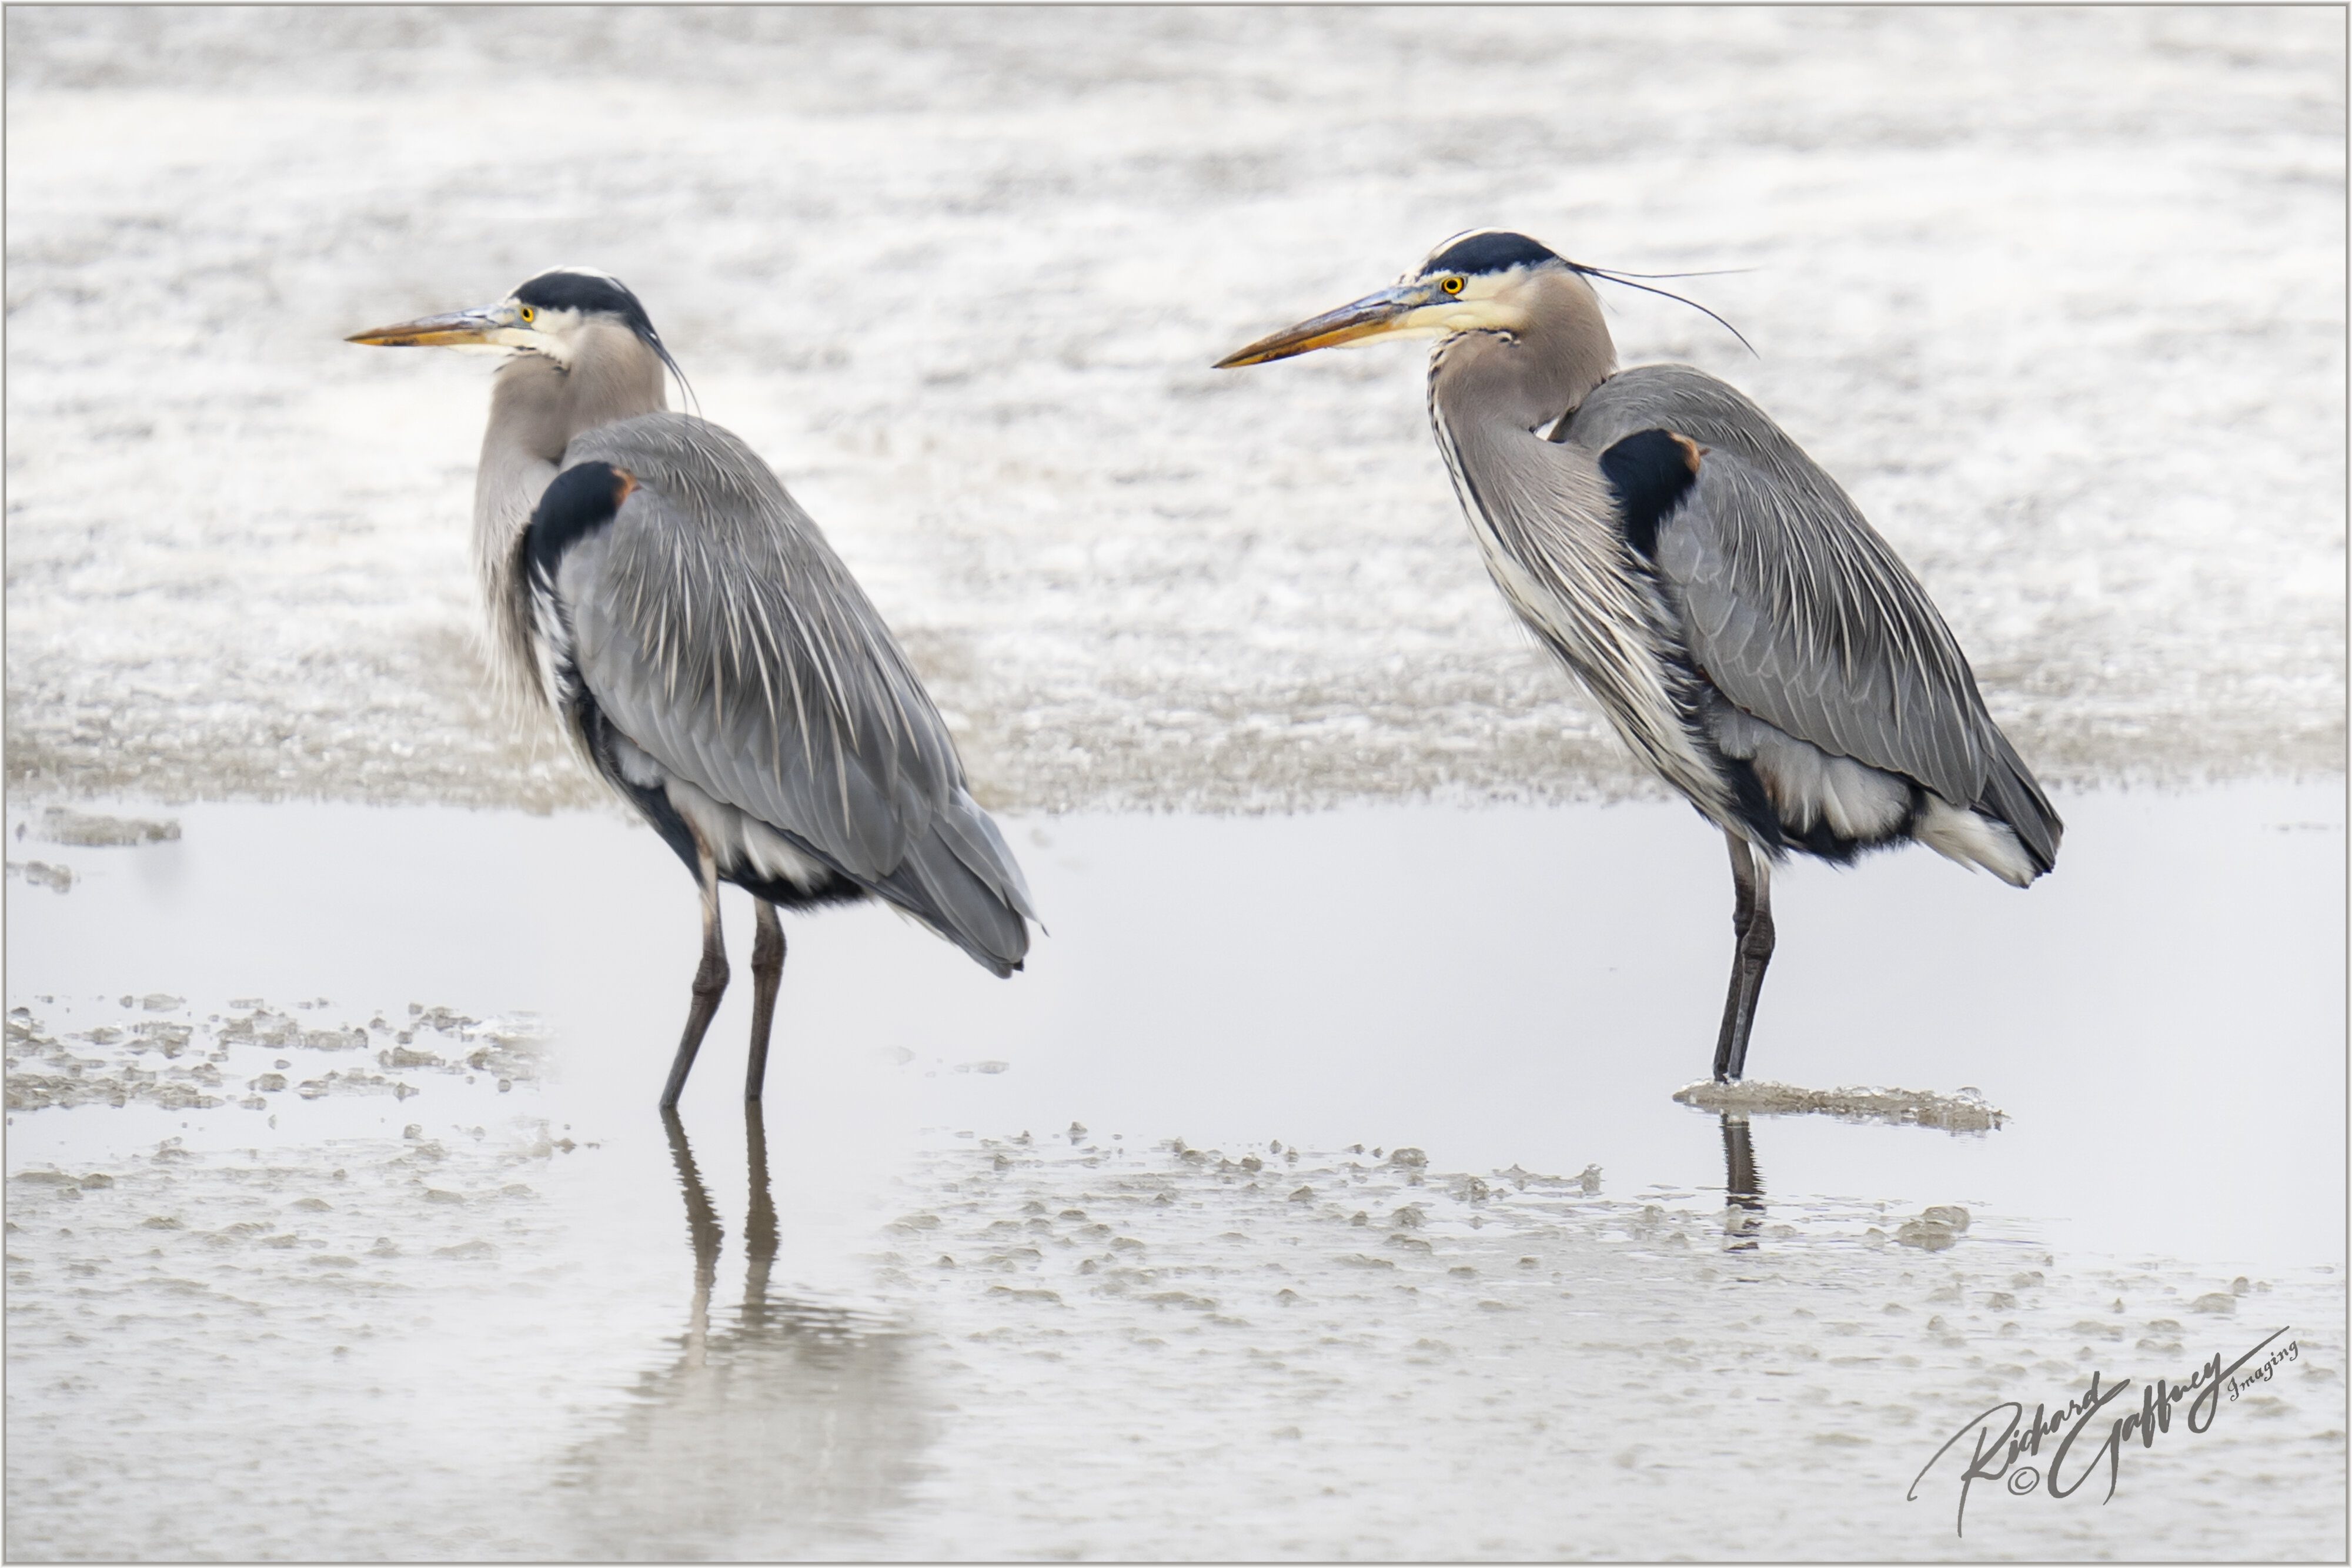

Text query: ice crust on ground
(5, 1121), (2342, 1559)
(4, 996), (545, 1113)
(6, 861), (76, 894)
(6, 9), (2344, 811)
(32, 808), (182, 847)
(1676, 1079), (2009, 1132)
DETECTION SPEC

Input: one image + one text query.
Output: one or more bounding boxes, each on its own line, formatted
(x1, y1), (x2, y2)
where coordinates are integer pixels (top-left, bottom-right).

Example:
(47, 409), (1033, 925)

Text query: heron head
(346, 267), (676, 372)
(1214, 230), (1577, 368)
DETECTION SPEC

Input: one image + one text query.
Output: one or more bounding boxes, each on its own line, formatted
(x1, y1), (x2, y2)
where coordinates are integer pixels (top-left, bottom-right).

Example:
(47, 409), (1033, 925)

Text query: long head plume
(1566, 262), (1758, 357)
(654, 335), (700, 419)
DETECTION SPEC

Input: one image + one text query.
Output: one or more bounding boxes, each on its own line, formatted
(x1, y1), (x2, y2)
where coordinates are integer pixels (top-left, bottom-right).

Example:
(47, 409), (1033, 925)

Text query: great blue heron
(349, 269), (1036, 1108)
(1216, 230), (2060, 1082)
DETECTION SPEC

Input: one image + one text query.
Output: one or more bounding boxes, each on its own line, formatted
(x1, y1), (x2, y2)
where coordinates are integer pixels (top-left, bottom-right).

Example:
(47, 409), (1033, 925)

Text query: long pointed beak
(1213, 283), (1434, 368)
(345, 305), (506, 348)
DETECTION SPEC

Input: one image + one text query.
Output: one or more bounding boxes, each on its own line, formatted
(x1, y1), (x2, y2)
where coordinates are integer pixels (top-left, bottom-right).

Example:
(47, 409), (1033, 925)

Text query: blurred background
(8, 5), (2344, 815)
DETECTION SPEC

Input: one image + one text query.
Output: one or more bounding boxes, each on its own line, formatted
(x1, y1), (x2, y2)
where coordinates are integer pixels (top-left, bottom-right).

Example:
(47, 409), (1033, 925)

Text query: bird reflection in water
(555, 1108), (930, 1557)
(1720, 1113), (1766, 1250)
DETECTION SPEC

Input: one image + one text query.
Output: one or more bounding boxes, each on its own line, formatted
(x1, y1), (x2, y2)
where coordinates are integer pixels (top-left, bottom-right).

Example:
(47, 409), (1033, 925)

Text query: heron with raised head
(1217, 230), (2060, 1083)
(350, 269), (1035, 1108)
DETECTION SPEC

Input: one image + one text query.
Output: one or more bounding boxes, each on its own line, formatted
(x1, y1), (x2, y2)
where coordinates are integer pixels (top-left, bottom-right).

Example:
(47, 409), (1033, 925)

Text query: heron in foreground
(1217, 231), (2060, 1082)
(350, 270), (1035, 1108)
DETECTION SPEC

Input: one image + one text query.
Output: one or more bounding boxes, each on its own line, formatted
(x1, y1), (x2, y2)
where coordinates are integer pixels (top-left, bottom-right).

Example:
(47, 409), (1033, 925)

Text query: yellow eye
(519, 305), (536, 323)
(1441, 275), (1465, 296)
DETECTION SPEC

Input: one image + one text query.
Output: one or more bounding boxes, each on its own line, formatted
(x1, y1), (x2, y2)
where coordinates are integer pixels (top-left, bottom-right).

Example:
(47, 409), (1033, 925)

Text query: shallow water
(6, 785), (2343, 1558)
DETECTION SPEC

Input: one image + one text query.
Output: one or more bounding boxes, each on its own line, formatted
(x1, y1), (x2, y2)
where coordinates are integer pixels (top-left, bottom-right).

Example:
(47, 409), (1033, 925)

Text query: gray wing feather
(872, 789), (1038, 976)
(1566, 366), (2060, 867)
(556, 413), (1033, 965)
(928, 788), (1040, 921)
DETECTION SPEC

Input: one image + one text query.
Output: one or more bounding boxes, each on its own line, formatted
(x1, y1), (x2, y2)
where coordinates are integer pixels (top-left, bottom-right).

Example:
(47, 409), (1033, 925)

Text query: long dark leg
(744, 901), (785, 1103)
(1710, 833), (1777, 1083)
(1710, 835), (1757, 1081)
(658, 835), (730, 1111)
(1729, 851), (1776, 1080)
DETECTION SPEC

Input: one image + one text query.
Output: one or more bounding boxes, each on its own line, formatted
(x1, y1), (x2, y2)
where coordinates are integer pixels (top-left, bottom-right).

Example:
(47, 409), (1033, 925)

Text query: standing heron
(349, 269), (1036, 1108)
(1216, 230), (2060, 1082)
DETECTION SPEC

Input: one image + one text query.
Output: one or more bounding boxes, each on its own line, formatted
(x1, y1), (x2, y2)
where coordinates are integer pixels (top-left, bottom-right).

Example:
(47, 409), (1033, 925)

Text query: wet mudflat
(6, 784), (2343, 1559)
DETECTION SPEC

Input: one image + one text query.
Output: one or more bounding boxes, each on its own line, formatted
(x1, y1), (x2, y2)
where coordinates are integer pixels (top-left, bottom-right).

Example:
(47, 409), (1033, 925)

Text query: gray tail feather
(872, 788), (1034, 976)
(1979, 727), (2063, 877)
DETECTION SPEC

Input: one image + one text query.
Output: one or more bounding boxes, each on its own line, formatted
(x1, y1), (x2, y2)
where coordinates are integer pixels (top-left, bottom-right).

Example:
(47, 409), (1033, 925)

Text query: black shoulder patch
(526, 461), (635, 583)
(1424, 230), (1561, 277)
(513, 270), (660, 343)
(1598, 428), (1702, 559)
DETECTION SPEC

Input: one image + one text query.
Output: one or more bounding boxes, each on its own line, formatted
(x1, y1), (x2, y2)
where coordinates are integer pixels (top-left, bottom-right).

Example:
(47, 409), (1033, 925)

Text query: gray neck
(472, 320), (667, 698)
(1424, 265), (1623, 577)
(1421, 270), (1732, 821)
